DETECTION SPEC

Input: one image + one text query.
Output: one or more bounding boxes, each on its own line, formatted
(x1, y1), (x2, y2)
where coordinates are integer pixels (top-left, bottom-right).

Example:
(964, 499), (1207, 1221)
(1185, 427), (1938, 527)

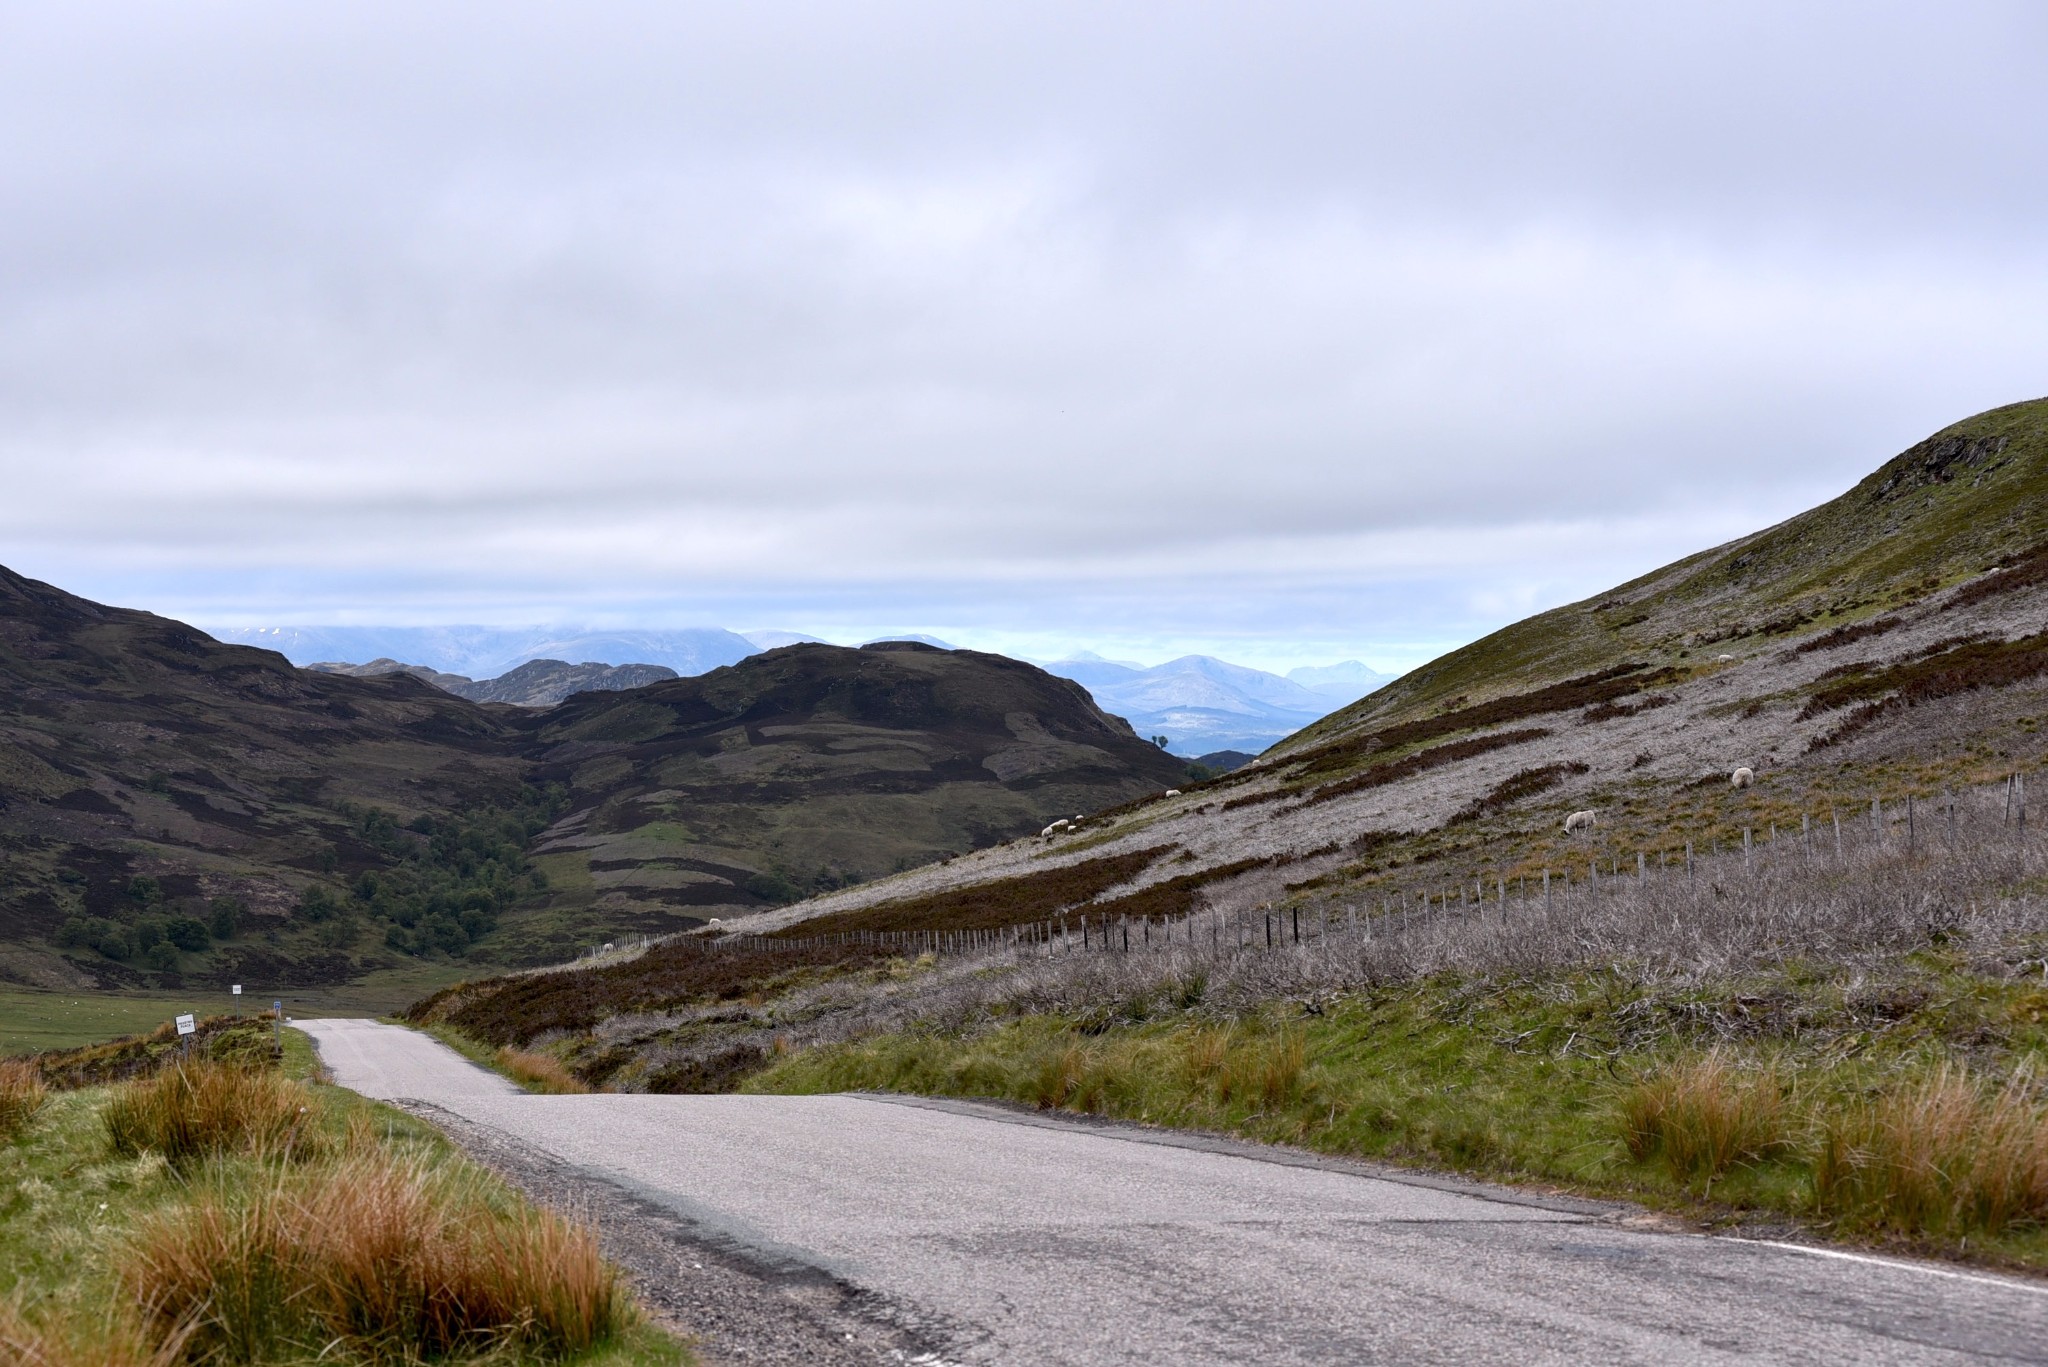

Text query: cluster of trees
(51, 784), (570, 970)
(331, 784), (568, 958)
(54, 882), (244, 971)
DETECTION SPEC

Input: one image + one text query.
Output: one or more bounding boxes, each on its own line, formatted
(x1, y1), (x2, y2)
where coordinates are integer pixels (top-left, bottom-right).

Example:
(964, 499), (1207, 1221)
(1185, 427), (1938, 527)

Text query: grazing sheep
(1564, 810), (1597, 835)
(1716, 653), (1735, 661)
(1163, 789), (1181, 797)
(1731, 766), (1754, 789)
(1040, 819), (1070, 838)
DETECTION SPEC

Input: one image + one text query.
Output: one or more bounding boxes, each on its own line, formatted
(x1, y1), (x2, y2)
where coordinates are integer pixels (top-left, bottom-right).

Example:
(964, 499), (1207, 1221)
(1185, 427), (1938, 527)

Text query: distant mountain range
(1039, 653), (1391, 754)
(306, 658), (679, 708)
(220, 626), (756, 679)
(219, 625), (1389, 756)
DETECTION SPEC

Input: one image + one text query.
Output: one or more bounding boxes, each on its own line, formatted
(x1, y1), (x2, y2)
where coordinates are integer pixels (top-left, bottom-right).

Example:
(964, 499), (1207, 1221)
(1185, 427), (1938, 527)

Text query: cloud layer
(3, 2), (2043, 671)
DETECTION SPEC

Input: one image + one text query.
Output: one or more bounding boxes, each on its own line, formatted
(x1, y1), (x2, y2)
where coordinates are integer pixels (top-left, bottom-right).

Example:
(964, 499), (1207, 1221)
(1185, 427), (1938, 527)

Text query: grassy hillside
(0, 573), (1192, 1000)
(492, 642), (1190, 960)
(403, 398), (2048, 1268)
(1293, 395), (2048, 748)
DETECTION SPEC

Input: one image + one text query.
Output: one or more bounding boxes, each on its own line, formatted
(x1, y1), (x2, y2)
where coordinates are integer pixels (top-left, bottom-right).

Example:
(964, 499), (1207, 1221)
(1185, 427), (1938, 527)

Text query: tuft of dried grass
(495, 1047), (590, 1094)
(1812, 1065), (2048, 1240)
(0, 1295), (188, 1367)
(1229, 1032), (1309, 1109)
(1180, 1026), (1234, 1087)
(1031, 1044), (1089, 1110)
(0, 1060), (47, 1140)
(121, 1148), (630, 1362)
(102, 1060), (319, 1167)
(1621, 1052), (1790, 1184)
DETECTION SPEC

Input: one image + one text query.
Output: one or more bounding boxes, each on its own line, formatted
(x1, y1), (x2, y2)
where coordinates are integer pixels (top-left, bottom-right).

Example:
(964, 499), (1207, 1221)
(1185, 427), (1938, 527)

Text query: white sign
(231, 985), (241, 995)
(175, 1013), (196, 1036)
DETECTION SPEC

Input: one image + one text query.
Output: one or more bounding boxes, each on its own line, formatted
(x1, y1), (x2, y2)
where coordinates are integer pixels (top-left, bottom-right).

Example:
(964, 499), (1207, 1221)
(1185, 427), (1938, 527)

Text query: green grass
(747, 967), (2048, 1269)
(0, 1023), (689, 1365)
(0, 965), (479, 1057)
(0, 987), (211, 1056)
(1282, 396), (2048, 754)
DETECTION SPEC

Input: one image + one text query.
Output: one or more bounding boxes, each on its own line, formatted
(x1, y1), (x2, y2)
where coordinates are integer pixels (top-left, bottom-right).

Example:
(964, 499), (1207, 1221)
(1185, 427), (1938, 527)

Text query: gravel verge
(395, 1100), (942, 1366)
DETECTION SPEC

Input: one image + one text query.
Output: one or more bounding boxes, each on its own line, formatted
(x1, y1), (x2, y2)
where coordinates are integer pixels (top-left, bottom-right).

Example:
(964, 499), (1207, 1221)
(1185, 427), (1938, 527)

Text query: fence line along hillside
(689, 771), (2045, 1046)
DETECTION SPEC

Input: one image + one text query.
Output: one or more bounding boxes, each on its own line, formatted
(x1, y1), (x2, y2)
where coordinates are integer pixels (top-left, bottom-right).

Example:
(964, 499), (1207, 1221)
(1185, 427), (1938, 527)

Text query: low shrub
(103, 1060), (319, 1167)
(1031, 1043), (1090, 1110)
(495, 1047), (590, 1095)
(0, 1295), (186, 1367)
(1812, 1066), (2048, 1240)
(0, 1060), (47, 1140)
(1620, 1053), (1790, 1185)
(121, 1150), (630, 1363)
(1217, 1031), (1309, 1109)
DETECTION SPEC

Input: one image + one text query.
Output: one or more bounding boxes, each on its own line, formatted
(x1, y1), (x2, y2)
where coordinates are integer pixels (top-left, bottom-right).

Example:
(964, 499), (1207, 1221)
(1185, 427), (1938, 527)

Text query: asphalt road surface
(300, 1018), (2048, 1364)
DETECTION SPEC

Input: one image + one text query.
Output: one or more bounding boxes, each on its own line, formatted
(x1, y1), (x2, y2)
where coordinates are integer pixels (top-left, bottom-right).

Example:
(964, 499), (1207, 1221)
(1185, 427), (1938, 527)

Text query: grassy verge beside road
(0, 1016), (685, 1365)
(748, 961), (2048, 1271)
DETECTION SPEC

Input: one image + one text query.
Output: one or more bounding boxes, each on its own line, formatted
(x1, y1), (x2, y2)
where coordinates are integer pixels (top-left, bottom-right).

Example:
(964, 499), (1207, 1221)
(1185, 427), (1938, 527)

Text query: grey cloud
(1, 2), (2044, 664)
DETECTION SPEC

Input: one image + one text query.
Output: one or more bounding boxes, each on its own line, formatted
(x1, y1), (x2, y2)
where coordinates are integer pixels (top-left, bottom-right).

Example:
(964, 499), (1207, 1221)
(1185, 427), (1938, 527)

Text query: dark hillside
(0, 564), (532, 992)
(0, 579), (1197, 988)
(494, 642), (1191, 951)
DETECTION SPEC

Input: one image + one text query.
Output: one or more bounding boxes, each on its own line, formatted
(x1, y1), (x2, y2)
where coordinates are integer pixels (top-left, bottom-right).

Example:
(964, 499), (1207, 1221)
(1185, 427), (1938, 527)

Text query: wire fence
(700, 772), (2035, 974)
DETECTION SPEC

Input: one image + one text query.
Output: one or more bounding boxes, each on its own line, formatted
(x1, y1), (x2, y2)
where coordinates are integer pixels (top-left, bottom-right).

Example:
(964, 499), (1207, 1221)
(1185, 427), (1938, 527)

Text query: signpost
(231, 984), (241, 997)
(175, 1011), (196, 1059)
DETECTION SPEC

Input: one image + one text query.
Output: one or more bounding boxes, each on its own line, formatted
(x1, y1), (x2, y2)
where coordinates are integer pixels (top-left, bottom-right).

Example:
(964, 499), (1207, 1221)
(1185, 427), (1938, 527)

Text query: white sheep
(1717, 653), (1735, 661)
(1040, 819), (1070, 838)
(1564, 810), (1597, 835)
(1163, 789), (1181, 797)
(1731, 766), (1754, 789)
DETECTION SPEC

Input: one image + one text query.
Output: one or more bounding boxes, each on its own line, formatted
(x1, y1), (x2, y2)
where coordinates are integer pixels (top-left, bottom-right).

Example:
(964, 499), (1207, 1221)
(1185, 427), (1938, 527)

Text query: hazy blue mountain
(1042, 650), (1146, 690)
(741, 629), (830, 650)
(1040, 653), (1367, 755)
(1285, 659), (1394, 704)
(218, 625), (756, 678)
(305, 657), (681, 706)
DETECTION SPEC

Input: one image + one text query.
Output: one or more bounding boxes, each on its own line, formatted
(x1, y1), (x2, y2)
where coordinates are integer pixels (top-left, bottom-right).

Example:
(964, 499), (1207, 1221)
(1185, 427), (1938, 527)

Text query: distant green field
(0, 961), (473, 1056)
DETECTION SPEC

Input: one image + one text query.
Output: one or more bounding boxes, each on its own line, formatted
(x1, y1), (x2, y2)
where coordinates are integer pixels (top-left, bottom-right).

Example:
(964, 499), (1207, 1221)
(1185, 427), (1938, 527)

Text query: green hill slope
(745, 396), (2048, 952)
(1293, 396), (2048, 750)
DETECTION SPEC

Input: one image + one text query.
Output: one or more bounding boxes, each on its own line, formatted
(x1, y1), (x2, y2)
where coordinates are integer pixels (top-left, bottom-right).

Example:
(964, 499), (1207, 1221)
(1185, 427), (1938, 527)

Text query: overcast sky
(3, 2), (2044, 673)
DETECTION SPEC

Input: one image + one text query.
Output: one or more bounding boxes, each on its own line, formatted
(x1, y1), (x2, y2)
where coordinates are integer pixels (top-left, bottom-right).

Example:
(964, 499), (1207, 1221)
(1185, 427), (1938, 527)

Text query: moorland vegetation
(0, 1016), (678, 1365)
(409, 398), (2048, 1269)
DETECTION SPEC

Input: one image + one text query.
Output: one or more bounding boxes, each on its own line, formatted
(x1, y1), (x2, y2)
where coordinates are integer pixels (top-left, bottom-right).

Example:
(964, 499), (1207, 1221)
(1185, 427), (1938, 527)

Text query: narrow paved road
(301, 1018), (2048, 1365)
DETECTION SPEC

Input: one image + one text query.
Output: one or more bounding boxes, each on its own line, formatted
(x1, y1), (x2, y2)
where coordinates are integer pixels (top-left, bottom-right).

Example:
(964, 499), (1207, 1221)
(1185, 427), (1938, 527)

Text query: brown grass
(1288, 662), (1670, 782)
(1448, 762), (1590, 826)
(1031, 1043), (1090, 1109)
(1812, 1066), (2048, 1239)
(121, 1149), (629, 1362)
(1791, 614), (1903, 655)
(102, 1060), (320, 1167)
(1181, 1028), (1309, 1109)
(0, 1060), (47, 1140)
(777, 846), (1175, 938)
(495, 1047), (591, 1094)
(1620, 1053), (1790, 1185)
(1802, 630), (2048, 718)
(0, 1296), (188, 1367)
